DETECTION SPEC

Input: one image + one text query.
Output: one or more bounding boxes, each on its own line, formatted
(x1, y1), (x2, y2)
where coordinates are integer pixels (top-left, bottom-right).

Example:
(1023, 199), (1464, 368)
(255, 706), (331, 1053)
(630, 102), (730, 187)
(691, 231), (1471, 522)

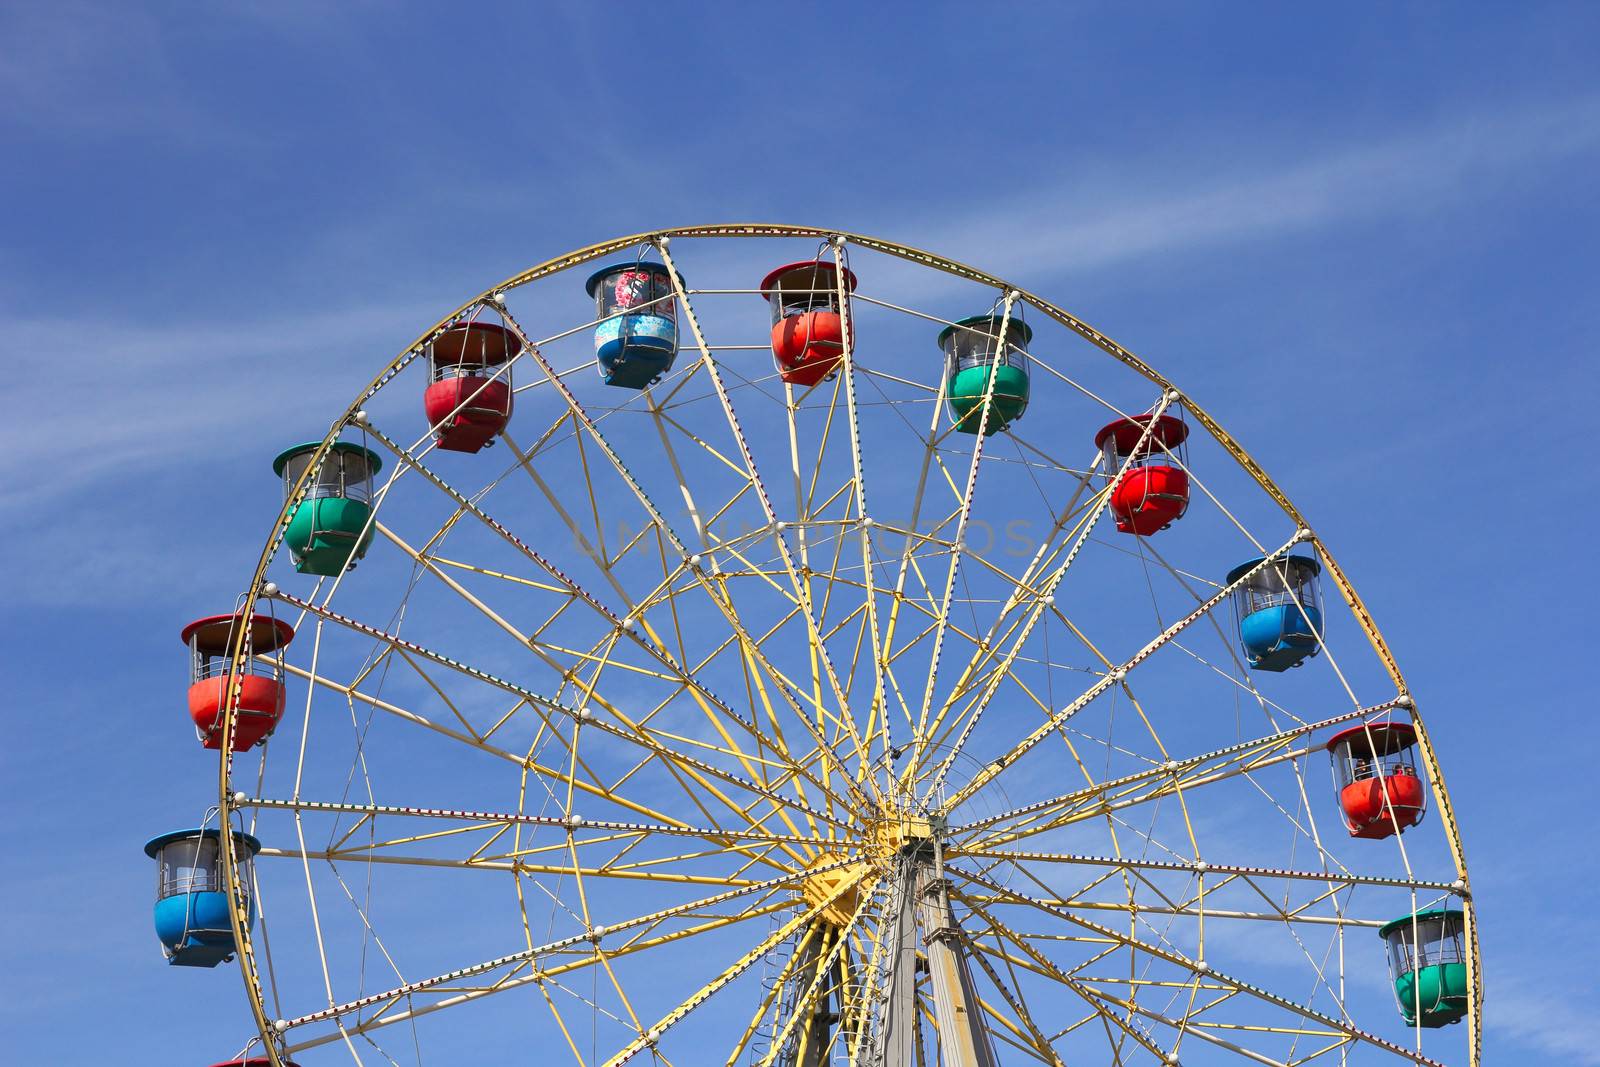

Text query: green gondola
(272, 441), (383, 576)
(938, 314), (1031, 434)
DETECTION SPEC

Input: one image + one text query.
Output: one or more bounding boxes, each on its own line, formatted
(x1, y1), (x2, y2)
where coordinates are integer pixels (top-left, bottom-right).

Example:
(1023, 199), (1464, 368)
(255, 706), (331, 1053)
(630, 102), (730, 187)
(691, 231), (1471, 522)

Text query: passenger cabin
(759, 259), (857, 386)
(1226, 555), (1323, 671)
(145, 828), (260, 967)
(585, 261), (680, 388)
(1326, 722), (1427, 839)
(273, 442), (382, 576)
(424, 318), (516, 453)
(1380, 909), (1469, 1028)
(182, 612), (294, 750)
(939, 314), (1031, 434)
(1094, 413), (1190, 536)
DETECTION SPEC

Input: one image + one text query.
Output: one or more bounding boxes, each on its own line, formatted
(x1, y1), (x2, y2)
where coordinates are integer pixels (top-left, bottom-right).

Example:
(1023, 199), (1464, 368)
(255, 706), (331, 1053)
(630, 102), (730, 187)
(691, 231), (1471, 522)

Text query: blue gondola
(144, 827), (260, 967)
(1226, 555), (1323, 671)
(585, 261), (681, 389)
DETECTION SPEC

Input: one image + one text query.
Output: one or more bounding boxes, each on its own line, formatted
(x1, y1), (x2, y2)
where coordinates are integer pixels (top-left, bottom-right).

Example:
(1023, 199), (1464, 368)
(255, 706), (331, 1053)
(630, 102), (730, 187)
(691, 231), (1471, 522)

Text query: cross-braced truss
(209, 226), (1478, 1066)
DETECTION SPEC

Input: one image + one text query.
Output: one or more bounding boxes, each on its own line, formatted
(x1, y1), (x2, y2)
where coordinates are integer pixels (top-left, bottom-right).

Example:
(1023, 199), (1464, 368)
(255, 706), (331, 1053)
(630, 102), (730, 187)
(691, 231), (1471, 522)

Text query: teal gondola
(938, 315), (1031, 434)
(1380, 909), (1469, 1027)
(273, 442), (382, 576)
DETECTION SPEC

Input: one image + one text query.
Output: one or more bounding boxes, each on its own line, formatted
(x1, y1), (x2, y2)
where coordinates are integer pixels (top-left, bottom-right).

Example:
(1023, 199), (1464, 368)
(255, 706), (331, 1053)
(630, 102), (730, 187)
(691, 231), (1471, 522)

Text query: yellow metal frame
(213, 224), (1478, 1066)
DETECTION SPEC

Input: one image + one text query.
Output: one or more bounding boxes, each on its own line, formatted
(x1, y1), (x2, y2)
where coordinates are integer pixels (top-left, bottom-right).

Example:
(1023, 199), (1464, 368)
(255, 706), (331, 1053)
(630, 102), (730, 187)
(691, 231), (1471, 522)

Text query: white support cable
(946, 530), (1312, 810)
(279, 858), (853, 1035)
(910, 291), (1018, 777)
(830, 241), (894, 796)
(634, 378), (831, 838)
(655, 237), (879, 807)
(263, 587), (848, 830)
(924, 388), (1181, 800)
(361, 420), (760, 734)
(489, 298), (874, 817)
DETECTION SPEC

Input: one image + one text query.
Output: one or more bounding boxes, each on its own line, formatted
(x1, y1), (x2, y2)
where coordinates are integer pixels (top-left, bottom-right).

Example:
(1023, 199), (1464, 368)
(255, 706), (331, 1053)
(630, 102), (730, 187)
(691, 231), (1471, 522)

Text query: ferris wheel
(147, 225), (1480, 1067)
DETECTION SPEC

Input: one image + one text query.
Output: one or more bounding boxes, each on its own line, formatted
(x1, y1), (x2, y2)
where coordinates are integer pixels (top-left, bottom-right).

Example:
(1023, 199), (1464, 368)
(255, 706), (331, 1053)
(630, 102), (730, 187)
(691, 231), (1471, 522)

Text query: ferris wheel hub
(871, 812), (936, 855)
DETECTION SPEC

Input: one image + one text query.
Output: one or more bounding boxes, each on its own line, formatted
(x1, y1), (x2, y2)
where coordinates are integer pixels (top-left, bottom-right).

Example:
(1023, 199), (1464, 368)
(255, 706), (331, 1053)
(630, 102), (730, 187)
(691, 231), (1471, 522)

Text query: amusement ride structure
(148, 225), (1479, 1065)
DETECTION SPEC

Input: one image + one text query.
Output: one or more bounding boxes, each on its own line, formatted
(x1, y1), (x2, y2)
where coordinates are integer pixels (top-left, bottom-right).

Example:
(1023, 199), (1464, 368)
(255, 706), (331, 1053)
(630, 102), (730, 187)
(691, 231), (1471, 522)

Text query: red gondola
(182, 613), (294, 750)
(1094, 413), (1190, 536)
(1326, 722), (1427, 839)
(759, 260), (858, 387)
(424, 319), (516, 453)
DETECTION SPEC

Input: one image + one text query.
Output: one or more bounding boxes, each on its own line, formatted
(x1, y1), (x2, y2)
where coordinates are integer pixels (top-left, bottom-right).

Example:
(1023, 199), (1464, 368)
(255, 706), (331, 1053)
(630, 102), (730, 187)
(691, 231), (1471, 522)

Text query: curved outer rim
(216, 223), (1480, 1066)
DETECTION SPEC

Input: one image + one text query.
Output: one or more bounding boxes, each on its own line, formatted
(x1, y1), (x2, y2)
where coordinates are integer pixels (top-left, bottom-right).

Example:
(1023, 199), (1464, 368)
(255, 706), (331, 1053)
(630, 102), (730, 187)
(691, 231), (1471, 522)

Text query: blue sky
(2, 3), (1596, 1064)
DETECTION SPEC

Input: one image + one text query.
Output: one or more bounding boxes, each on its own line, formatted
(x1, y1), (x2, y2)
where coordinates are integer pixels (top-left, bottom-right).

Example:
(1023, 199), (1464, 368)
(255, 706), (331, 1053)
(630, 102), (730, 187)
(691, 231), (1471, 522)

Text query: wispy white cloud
(0, 303), (416, 514)
(1489, 971), (1600, 1065)
(904, 95), (1600, 280)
